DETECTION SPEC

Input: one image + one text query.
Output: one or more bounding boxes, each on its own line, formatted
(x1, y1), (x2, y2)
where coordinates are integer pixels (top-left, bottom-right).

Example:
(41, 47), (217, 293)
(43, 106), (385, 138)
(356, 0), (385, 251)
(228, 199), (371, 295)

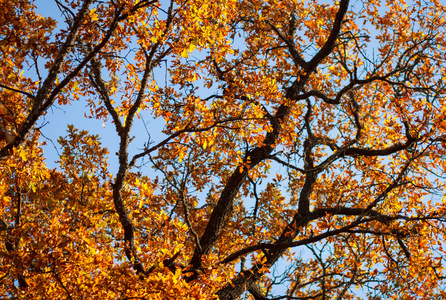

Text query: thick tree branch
(0, 0), (94, 158)
(189, 77), (309, 271)
(217, 145), (415, 299)
(0, 0), (112, 159)
(208, 3), (352, 297)
(307, 0), (349, 71)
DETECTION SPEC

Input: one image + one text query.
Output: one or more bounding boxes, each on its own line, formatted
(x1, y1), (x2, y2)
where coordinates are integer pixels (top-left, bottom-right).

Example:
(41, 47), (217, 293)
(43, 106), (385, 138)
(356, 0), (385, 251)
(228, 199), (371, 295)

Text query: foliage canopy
(1, 0), (446, 299)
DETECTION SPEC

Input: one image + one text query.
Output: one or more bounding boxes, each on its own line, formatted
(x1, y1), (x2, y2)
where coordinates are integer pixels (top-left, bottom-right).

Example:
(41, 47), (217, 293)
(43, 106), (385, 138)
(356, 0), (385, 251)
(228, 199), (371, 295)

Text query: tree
(1, 0), (446, 298)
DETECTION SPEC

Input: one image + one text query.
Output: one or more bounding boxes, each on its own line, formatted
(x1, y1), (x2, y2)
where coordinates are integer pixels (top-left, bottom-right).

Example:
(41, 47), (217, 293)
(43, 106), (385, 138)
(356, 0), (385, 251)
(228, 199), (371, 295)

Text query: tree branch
(307, 0), (349, 71)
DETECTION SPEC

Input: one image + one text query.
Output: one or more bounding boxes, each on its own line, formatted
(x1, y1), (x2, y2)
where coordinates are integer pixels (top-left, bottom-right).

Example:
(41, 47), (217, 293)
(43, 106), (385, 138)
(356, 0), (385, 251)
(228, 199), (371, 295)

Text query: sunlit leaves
(2, 0), (446, 299)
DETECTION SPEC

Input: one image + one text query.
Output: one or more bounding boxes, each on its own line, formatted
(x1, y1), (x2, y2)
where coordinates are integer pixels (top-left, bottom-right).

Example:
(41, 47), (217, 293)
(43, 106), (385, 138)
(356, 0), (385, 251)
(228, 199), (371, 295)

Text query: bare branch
(0, 84), (35, 100)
